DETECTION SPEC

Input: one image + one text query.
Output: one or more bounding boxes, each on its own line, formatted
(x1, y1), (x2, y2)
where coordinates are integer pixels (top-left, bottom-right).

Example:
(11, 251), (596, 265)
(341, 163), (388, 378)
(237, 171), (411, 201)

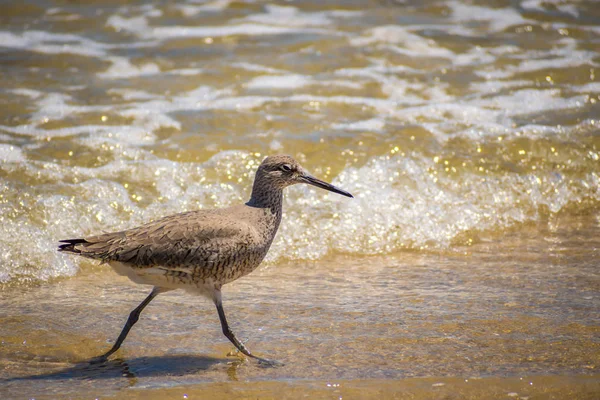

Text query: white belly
(108, 261), (217, 299)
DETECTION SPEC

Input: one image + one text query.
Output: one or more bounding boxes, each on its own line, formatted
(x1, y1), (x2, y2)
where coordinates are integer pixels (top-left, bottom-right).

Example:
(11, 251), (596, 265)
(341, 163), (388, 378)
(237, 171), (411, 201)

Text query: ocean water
(0, 2), (599, 398)
(1, 0), (598, 285)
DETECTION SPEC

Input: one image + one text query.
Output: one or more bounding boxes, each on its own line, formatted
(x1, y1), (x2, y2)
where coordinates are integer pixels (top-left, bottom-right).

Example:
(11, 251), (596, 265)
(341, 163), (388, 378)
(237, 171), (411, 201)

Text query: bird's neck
(247, 178), (283, 216)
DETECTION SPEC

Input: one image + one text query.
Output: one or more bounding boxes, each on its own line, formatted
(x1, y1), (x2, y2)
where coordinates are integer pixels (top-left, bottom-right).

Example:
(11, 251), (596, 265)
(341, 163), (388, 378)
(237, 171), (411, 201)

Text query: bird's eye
(280, 164), (292, 172)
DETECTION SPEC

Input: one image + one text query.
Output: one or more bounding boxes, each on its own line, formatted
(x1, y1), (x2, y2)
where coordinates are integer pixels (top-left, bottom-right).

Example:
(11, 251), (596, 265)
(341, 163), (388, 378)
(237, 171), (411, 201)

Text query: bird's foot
(88, 355), (109, 365)
(226, 346), (283, 367)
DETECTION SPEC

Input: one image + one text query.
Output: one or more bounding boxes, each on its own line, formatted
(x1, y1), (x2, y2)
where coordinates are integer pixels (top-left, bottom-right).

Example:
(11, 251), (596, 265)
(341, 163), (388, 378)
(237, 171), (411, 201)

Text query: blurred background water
(1, 0), (598, 284)
(0, 1), (598, 398)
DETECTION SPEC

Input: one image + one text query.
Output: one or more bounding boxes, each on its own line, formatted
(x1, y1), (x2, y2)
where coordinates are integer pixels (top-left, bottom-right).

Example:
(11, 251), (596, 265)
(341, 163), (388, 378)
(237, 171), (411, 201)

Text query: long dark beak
(300, 173), (353, 198)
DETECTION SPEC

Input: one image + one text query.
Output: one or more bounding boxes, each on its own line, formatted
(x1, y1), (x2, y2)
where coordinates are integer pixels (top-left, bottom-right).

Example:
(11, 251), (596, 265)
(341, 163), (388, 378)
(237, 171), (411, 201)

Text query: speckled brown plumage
(58, 154), (353, 366)
(60, 205), (279, 287)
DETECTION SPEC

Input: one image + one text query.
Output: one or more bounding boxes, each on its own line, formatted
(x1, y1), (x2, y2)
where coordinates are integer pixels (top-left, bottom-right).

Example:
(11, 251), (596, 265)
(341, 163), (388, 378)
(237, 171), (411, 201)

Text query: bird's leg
(213, 289), (283, 367)
(90, 286), (164, 364)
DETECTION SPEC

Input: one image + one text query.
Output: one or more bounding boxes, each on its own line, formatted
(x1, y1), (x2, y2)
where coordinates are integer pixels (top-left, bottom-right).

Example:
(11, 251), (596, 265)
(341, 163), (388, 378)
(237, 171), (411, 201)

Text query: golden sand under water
(1, 214), (599, 398)
(0, 0), (599, 398)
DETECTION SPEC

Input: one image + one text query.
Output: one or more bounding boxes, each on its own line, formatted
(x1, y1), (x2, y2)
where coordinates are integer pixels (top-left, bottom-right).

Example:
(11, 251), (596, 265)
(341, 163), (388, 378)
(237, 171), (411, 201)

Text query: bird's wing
(59, 210), (260, 269)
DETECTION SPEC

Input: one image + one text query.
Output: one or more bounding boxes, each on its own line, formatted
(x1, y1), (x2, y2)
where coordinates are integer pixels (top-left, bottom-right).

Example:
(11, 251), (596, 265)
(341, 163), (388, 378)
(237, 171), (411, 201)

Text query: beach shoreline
(1, 214), (598, 399)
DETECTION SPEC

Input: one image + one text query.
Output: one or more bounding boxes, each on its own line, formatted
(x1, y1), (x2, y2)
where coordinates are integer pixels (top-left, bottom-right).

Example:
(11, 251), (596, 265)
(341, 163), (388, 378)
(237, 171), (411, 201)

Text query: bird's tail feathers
(58, 238), (88, 253)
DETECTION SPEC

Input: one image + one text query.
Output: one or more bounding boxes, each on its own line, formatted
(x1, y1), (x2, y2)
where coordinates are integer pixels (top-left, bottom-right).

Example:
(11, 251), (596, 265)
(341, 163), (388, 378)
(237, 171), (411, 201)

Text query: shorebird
(58, 154), (353, 366)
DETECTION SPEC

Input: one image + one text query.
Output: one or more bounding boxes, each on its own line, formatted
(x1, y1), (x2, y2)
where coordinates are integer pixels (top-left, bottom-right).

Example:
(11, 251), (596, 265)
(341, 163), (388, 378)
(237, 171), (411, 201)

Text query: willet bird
(58, 155), (353, 366)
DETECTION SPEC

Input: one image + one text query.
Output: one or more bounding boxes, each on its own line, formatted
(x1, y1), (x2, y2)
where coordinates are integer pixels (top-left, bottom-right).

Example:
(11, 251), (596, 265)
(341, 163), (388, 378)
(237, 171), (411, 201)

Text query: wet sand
(1, 0), (599, 397)
(1, 214), (598, 399)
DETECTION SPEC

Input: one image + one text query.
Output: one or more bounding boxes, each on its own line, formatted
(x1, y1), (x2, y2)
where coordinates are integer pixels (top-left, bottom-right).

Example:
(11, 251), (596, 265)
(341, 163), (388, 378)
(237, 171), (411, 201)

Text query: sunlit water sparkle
(0, 2), (599, 397)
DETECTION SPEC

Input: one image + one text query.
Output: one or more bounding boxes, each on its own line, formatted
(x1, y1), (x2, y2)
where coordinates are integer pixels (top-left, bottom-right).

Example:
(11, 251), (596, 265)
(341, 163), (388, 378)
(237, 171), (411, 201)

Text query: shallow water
(1, 214), (599, 398)
(0, 0), (599, 398)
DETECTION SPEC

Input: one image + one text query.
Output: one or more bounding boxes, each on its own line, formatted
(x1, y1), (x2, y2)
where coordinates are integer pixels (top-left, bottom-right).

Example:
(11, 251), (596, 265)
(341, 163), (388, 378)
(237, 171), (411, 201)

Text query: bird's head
(255, 154), (353, 198)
